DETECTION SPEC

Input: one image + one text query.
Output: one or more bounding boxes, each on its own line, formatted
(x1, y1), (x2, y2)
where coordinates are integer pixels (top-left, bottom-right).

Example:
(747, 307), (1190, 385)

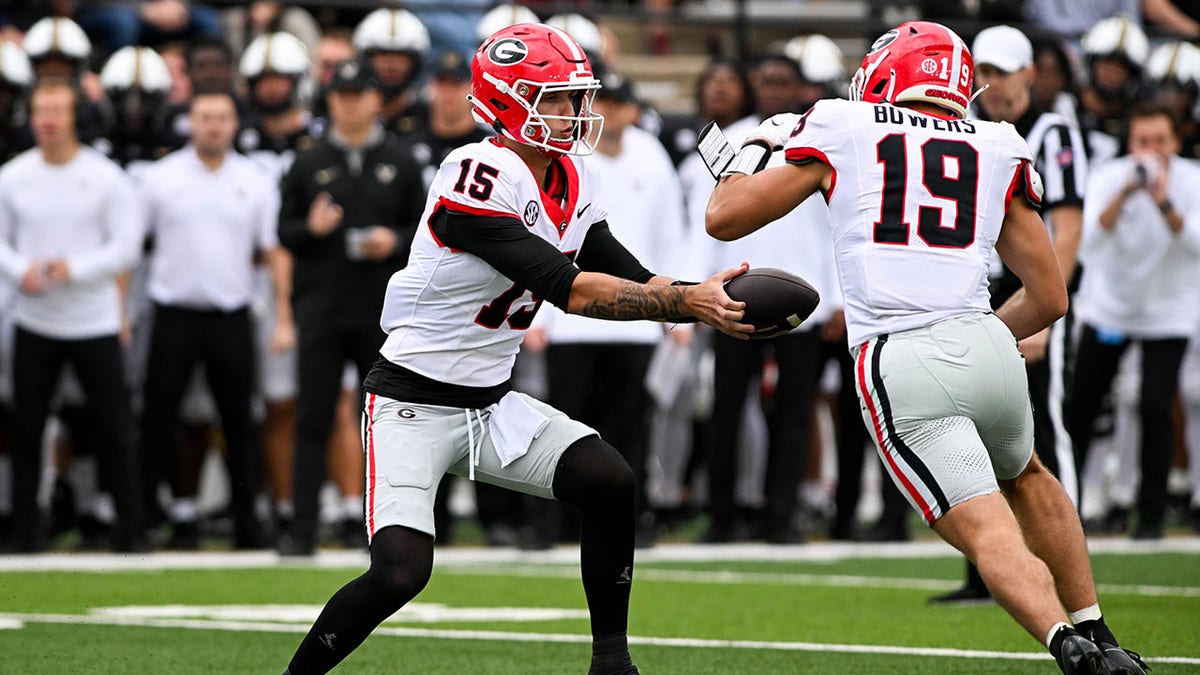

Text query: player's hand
(43, 259), (70, 284)
(686, 264), (753, 339)
(1149, 156), (1170, 205)
(744, 113), (802, 151)
(270, 318), (296, 354)
(20, 263), (46, 294)
(359, 226), (398, 261)
(1018, 327), (1049, 363)
(308, 192), (343, 236)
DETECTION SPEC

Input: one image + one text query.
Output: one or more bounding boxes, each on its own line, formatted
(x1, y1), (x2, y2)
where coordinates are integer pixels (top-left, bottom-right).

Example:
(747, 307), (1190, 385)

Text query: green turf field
(0, 540), (1197, 674)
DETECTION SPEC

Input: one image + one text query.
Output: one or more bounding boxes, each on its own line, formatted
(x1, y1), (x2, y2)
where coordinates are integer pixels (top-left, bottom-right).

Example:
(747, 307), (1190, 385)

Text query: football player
(703, 21), (1147, 675)
(281, 23), (752, 675)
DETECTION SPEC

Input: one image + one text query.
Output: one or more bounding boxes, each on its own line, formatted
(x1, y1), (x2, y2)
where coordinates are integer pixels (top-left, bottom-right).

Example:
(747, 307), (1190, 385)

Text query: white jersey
(379, 138), (608, 387)
(784, 98), (1038, 346)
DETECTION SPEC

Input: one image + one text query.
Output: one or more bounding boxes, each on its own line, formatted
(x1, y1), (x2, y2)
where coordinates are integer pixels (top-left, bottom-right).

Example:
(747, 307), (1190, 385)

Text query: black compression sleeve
(431, 207), (580, 310)
(575, 220), (656, 283)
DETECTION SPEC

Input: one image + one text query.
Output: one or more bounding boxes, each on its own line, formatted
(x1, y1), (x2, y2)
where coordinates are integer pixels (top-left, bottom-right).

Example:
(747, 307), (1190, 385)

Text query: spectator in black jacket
(276, 58), (425, 556)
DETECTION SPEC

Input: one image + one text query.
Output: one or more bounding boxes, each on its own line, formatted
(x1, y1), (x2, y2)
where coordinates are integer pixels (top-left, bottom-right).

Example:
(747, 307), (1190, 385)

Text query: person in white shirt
(138, 88), (290, 550)
(1066, 102), (1200, 541)
(0, 78), (146, 553)
(704, 21), (1147, 673)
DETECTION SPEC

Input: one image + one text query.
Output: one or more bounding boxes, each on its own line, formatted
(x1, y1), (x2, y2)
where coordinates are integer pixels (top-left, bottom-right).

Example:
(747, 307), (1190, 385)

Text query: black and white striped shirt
(979, 105), (1089, 304)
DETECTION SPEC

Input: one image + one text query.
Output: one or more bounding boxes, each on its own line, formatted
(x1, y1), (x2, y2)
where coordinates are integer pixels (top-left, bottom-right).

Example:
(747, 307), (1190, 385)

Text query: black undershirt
(365, 209), (656, 407)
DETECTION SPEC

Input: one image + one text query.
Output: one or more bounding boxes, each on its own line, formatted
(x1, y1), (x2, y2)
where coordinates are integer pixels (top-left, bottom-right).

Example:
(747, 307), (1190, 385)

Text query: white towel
(488, 392), (550, 468)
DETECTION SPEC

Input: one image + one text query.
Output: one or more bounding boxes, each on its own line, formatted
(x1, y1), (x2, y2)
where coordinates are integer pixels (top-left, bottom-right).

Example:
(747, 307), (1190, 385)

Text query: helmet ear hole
(871, 79), (889, 95)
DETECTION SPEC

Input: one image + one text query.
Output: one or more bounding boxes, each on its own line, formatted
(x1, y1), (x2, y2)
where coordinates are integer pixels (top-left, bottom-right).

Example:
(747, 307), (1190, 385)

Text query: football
(723, 267), (820, 339)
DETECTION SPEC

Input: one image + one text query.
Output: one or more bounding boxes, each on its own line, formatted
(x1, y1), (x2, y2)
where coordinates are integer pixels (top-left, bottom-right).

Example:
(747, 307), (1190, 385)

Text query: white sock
(1045, 621), (1072, 649)
(1068, 604), (1102, 624)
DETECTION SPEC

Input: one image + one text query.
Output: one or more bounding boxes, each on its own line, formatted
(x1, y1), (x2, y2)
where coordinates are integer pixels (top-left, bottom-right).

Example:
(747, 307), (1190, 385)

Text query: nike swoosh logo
(576, 203), (591, 218)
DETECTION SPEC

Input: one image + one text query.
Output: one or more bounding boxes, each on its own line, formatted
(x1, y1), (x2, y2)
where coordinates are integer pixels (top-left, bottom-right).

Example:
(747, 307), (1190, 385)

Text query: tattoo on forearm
(581, 280), (690, 321)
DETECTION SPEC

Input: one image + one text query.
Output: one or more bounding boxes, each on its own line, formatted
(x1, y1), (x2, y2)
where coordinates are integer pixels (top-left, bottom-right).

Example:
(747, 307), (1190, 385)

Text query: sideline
(2, 536), (1198, 572)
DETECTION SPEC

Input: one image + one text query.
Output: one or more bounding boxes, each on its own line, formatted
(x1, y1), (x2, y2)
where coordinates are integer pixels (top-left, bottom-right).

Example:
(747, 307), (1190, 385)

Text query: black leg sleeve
(552, 435), (636, 638)
(287, 525), (434, 675)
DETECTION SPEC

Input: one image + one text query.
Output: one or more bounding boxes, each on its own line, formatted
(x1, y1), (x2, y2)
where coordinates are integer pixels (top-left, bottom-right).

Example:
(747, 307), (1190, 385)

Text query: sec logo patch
(523, 200), (540, 227)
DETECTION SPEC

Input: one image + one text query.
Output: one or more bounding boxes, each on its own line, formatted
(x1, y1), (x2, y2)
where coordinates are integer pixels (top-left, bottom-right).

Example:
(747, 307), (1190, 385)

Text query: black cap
(431, 51), (471, 82)
(594, 64), (636, 104)
(328, 58), (379, 92)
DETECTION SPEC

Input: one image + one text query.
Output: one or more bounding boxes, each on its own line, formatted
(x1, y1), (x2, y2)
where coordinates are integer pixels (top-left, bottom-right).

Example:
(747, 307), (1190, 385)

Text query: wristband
(719, 142), (770, 178)
(670, 280), (698, 286)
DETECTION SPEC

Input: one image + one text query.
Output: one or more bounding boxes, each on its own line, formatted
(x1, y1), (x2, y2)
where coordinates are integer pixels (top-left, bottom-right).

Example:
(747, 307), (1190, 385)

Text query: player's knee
(365, 559), (432, 605)
(365, 526), (434, 605)
(552, 436), (635, 508)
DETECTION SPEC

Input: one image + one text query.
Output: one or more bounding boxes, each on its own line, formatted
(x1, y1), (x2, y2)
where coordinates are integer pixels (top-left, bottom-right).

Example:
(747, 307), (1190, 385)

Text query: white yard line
(1, 611), (1197, 666)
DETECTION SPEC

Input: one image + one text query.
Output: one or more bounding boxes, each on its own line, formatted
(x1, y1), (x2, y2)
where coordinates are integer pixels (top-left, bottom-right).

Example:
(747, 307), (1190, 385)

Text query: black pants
(1066, 324), (1187, 530)
(546, 343), (655, 521)
(141, 305), (260, 535)
(11, 327), (142, 541)
(291, 320), (383, 543)
(708, 329), (822, 534)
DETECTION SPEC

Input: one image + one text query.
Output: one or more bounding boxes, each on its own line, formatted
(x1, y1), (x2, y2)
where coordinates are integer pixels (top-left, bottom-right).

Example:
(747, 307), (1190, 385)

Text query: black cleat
(1057, 634), (1112, 674)
(1098, 643), (1150, 674)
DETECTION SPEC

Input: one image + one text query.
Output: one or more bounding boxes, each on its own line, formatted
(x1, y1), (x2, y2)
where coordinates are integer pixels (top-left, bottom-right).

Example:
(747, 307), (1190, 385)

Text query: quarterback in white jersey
(378, 135), (609, 386)
(705, 21), (1147, 675)
(283, 24), (752, 675)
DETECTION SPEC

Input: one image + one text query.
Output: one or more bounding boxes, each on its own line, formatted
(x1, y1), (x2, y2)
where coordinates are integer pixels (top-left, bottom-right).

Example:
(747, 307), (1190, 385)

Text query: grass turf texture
(0, 552), (1196, 674)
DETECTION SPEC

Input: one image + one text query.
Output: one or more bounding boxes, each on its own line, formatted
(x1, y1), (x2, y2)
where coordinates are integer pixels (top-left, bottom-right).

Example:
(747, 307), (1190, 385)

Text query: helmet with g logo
(469, 23), (603, 155)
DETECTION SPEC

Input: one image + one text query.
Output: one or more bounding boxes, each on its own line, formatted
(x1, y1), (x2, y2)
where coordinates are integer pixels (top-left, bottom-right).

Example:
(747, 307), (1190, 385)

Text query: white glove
(743, 113), (803, 151)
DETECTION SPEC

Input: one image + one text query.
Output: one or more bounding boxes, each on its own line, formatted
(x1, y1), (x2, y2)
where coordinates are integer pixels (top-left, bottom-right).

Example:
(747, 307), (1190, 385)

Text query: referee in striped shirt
(931, 25), (1090, 604)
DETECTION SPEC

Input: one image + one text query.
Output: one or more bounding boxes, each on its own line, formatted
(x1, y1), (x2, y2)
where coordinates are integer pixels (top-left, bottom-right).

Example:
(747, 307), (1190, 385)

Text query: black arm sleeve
(574, 220), (655, 283)
(431, 207), (581, 310)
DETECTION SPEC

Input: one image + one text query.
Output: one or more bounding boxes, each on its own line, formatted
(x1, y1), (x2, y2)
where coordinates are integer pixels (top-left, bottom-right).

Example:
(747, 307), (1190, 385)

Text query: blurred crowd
(0, 1), (1198, 556)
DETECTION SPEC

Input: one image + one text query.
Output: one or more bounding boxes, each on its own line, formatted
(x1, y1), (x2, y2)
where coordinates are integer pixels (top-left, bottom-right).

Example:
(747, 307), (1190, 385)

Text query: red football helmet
(470, 23), (604, 155)
(849, 21), (977, 119)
